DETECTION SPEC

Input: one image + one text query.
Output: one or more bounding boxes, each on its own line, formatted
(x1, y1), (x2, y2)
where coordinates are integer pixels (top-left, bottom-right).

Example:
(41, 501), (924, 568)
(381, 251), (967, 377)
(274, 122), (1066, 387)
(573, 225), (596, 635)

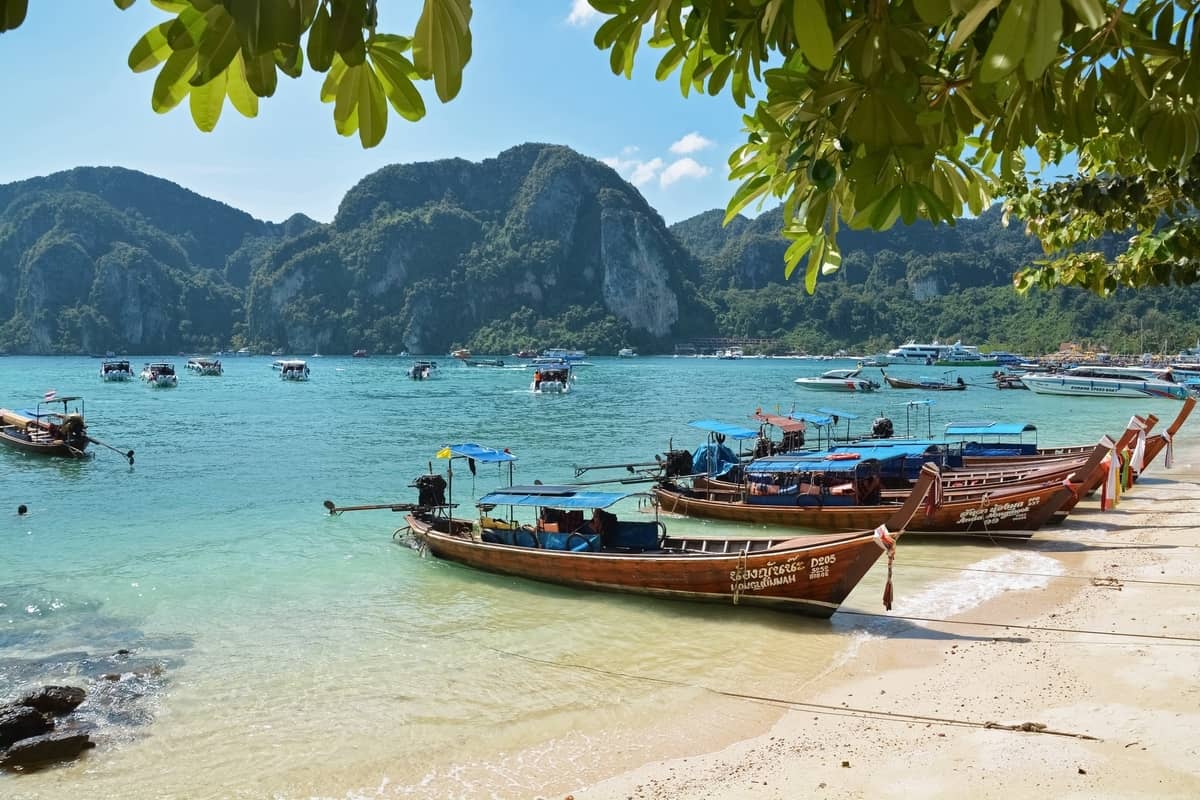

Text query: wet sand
(578, 438), (1200, 799)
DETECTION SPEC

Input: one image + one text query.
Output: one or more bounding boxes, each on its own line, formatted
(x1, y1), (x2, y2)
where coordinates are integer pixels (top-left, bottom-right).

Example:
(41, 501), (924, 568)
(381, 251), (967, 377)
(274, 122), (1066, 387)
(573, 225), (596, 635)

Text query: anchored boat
(0, 394), (91, 458)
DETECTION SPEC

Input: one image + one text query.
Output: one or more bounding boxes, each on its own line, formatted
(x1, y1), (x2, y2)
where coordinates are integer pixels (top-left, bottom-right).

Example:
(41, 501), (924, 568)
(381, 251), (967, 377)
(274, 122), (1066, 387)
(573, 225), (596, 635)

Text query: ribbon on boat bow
(1127, 416), (1147, 475)
(1061, 471), (1079, 501)
(1164, 430), (1174, 470)
(924, 475), (943, 516)
(873, 524), (896, 611)
(1098, 435), (1120, 512)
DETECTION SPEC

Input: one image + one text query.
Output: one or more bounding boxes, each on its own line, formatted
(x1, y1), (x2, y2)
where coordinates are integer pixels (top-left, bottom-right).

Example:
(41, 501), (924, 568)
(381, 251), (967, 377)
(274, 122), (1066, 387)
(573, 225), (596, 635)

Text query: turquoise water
(1, 355), (1188, 798)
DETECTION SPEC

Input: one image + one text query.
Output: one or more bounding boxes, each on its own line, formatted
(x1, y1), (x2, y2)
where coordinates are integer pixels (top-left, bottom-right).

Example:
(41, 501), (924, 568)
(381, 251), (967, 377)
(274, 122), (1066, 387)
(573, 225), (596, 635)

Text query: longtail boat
(653, 440), (1111, 537)
(880, 369), (967, 390)
(403, 462), (942, 618)
(0, 395), (90, 458)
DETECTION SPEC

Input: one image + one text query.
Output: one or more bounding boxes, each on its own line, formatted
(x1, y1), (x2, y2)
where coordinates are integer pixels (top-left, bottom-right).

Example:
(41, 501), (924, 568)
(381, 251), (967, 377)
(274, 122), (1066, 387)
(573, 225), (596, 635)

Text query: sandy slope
(577, 439), (1200, 799)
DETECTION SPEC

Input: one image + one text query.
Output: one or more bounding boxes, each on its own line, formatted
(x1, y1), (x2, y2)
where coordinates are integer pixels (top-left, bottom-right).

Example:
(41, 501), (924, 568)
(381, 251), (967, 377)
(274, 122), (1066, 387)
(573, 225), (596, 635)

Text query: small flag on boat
(43, 389), (56, 402)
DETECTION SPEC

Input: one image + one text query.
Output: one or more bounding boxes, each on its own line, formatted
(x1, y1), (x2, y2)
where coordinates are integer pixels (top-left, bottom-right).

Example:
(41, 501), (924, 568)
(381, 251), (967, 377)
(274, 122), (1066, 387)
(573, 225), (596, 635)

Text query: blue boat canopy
(945, 422), (1037, 436)
(436, 443), (517, 463)
(748, 442), (947, 474)
(814, 407), (860, 420)
(477, 485), (632, 508)
(787, 411), (834, 426)
(746, 452), (878, 474)
(688, 419), (760, 440)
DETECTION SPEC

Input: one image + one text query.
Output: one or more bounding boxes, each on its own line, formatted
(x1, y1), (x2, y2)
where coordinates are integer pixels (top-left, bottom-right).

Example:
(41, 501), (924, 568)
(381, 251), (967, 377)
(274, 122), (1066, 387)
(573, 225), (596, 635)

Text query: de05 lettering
(810, 553), (836, 579)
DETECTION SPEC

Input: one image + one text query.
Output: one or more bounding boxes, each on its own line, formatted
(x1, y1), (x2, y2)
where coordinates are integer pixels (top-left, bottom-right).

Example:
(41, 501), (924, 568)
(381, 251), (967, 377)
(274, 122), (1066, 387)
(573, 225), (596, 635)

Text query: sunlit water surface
(0, 355), (1183, 798)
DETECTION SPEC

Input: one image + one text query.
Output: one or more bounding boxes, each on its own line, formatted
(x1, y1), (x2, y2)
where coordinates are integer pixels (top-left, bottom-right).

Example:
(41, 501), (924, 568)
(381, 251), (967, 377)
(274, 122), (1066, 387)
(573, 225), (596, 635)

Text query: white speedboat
(186, 357), (223, 376)
(408, 360), (437, 380)
(100, 359), (134, 382)
(140, 362), (178, 387)
(1021, 366), (1188, 399)
(794, 367), (880, 392)
(617, 348), (637, 358)
(273, 359), (310, 381)
(532, 361), (572, 394)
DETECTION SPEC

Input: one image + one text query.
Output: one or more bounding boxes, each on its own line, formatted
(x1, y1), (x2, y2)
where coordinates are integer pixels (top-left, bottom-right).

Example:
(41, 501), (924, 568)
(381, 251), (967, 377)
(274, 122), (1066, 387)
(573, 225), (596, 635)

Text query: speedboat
(186, 357), (223, 376)
(408, 360), (438, 380)
(1021, 366), (1188, 399)
(273, 359), (310, 381)
(100, 360), (134, 382)
(618, 348), (637, 358)
(532, 361), (572, 393)
(794, 367), (880, 392)
(140, 362), (178, 387)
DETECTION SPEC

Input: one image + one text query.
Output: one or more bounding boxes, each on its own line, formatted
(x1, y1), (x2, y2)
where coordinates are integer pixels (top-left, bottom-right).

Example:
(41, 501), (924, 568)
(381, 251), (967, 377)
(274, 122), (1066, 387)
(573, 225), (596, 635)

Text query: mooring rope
(478, 643), (1102, 741)
(836, 610), (1200, 643)
(897, 560), (1200, 588)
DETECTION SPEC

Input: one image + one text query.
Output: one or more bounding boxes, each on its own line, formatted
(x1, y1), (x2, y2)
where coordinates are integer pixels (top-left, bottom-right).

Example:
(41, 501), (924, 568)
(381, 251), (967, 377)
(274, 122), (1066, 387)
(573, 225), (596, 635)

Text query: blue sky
(0, 1), (750, 225)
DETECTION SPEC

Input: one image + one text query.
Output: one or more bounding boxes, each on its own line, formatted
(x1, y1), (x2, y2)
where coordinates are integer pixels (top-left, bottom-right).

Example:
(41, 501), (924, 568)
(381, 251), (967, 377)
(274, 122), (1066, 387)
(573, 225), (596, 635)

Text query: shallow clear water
(0, 355), (1185, 798)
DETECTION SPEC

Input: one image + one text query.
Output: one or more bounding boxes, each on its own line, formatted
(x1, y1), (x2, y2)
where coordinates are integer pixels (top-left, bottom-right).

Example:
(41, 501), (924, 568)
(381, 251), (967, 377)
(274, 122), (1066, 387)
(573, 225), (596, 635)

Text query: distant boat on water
(618, 348), (637, 358)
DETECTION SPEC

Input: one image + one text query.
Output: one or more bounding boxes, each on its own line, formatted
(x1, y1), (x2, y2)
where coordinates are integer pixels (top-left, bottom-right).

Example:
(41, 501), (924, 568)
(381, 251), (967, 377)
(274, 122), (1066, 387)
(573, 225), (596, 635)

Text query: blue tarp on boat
(687, 419), (760, 440)
(436, 442), (517, 462)
(945, 422), (1037, 437)
(477, 486), (631, 508)
(692, 443), (740, 477)
(746, 452), (879, 474)
(787, 411), (835, 426)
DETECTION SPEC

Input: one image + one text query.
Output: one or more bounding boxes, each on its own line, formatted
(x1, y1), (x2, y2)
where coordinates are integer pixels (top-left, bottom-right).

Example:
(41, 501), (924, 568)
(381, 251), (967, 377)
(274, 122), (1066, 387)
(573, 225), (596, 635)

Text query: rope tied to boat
(873, 524), (896, 611)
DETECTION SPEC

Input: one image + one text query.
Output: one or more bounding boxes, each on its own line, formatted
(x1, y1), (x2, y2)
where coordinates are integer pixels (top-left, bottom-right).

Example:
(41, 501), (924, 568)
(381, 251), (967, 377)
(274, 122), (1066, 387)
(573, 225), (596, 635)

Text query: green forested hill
(0, 149), (1195, 356)
(670, 206), (1199, 355)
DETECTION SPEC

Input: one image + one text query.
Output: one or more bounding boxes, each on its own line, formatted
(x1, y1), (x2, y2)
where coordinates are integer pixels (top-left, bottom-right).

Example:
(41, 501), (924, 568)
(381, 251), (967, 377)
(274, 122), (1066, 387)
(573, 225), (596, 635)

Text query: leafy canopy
(1, 0), (1197, 295)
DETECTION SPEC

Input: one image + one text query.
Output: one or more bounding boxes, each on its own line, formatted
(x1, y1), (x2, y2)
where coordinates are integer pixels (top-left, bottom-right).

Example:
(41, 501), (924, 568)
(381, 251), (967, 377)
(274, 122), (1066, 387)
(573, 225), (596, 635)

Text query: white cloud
(659, 157), (710, 187)
(602, 155), (664, 187)
(566, 0), (599, 26)
(669, 132), (715, 155)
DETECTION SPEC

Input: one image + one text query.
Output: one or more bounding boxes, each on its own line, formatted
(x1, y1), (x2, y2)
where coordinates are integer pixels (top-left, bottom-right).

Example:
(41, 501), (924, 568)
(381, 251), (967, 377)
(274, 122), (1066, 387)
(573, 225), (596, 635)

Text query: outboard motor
(662, 449), (693, 478)
(871, 416), (894, 439)
(414, 474), (448, 508)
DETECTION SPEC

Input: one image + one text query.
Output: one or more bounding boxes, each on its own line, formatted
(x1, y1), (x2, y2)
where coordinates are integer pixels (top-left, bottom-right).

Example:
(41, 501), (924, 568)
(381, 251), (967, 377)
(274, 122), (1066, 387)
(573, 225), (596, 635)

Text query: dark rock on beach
(0, 705), (52, 748)
(0, 732), (95, 771)
(17, 685), (86, 715)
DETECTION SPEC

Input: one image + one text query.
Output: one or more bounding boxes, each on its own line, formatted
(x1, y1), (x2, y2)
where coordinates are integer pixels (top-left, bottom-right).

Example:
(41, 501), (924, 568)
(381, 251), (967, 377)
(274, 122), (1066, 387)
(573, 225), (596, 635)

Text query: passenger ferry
(886, 340), (947, 364)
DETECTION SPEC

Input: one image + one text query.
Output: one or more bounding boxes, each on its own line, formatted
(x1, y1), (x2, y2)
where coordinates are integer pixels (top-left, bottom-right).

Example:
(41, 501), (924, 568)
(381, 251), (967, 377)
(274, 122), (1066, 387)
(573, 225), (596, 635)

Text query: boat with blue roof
(394, 443), (942, 617)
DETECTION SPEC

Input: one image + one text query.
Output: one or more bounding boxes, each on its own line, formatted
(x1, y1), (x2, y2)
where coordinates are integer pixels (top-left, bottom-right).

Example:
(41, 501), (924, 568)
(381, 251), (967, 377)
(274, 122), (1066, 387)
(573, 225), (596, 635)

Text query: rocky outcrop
(248, 144), (701, 354)
(0, 685), (94, 772)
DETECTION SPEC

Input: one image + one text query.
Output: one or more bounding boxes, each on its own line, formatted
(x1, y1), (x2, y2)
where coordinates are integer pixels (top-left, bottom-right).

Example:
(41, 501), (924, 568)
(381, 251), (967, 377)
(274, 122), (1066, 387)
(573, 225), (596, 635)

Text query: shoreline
(578, 440), (1200, 799)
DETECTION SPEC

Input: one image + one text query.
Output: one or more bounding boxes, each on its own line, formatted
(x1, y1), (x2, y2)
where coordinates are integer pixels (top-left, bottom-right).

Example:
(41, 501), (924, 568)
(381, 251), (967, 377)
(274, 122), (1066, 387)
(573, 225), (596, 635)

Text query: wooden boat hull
(653, 480), (1073, 536)
(407, 514), (890, 618)
(0, 408), (90, 458)
(882, 375), (966, 391)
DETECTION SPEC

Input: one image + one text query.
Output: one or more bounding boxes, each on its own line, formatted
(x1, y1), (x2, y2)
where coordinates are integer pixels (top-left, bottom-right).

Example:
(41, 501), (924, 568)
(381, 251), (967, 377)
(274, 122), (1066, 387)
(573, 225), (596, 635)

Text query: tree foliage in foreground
(1, 1), (1198, 296)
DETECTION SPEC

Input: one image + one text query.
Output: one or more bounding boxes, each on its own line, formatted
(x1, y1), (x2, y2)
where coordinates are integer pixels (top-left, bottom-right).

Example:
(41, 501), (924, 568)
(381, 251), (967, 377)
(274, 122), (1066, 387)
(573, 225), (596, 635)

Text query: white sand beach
(578, 436), (1200, 799)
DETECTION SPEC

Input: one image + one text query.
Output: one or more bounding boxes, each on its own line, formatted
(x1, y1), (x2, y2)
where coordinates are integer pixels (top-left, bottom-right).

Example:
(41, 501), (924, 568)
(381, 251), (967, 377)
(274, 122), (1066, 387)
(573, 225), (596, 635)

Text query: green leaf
(0, 0), (28, 32)
(329, 0), (365, 61)
(981, 0), (1034, 83)
(357, 64), (387, 147)
(1064, 0), (1106, 29)
(167, 5), (208, 50)
(320, 56), (347, 102)
(370, 45), (426, 121)
(306, 2), (334, 71)
(413, 0), (473, 103)
(152, 47), (198, 113)
(1023, 0), (1061, 80)
(791, 0), (835, 70)
(242, 51), (277, 97)
(224, 0), (301, 57)
(803, 234), (825, 292)
(193, 7), (242, 85)
(724, 174), (770, 224)
(783, 231), (814, 279)
(913, 0), (951, 25)
(113, 0), (135, 10)
(128, 21), (174, 73)
(949, 0), (1001, 51)
(226, 52), (259, 116)
(334, 62), (364, 136)
(189, 68), (226, 131)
